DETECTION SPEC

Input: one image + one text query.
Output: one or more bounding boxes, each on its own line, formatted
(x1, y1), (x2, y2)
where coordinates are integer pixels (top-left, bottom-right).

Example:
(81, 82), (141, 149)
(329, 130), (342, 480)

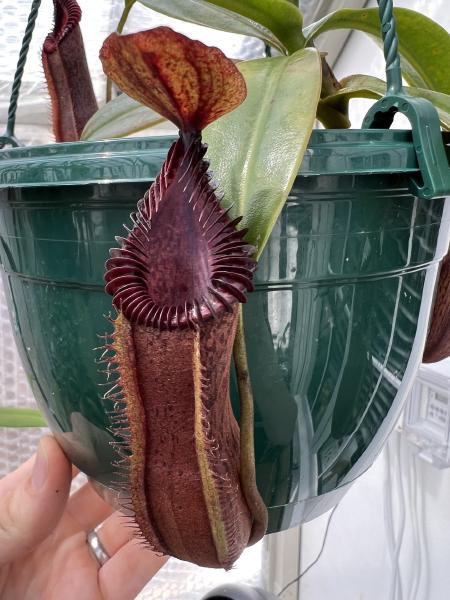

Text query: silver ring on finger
(87, 527), (110, 566)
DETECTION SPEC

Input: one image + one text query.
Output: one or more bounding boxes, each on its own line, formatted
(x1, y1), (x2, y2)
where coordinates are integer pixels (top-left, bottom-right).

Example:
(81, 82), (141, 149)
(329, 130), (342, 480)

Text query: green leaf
(137, 0), (305, 54)
(0, 407), (46, 428)
(81, 93), (167, 140)
(304, 8), (450, 94)
(204, 48), (322, 258)
(321, 74), (450, 131)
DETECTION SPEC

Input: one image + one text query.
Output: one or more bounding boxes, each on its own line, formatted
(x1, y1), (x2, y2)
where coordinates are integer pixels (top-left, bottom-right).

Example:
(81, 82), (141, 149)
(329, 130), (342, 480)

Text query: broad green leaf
(137, 0), (305, 54)
(304, 8), (450, 94)
(204, 48), (321, 258)
(0, 407), (46, 428)
(321, 74), (450, 131)
(81, 93), (167, 140)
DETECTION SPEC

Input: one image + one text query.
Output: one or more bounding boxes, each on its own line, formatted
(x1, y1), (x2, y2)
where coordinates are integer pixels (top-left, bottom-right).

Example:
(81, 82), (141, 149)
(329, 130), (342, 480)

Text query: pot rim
(0, 129), (448, 189)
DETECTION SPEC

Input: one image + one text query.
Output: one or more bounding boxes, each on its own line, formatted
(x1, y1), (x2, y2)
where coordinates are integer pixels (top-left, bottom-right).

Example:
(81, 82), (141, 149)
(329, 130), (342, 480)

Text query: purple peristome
(105, 134), (255, 330)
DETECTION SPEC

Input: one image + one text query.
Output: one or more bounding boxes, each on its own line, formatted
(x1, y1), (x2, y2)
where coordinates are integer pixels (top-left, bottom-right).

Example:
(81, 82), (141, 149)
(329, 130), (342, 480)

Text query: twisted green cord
(377, 0), (403, 95)
(1, 0), (42, 148)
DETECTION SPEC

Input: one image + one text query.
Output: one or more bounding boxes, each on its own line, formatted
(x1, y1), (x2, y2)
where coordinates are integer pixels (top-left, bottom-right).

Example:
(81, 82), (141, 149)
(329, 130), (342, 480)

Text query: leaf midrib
(238, 59), (287, 234)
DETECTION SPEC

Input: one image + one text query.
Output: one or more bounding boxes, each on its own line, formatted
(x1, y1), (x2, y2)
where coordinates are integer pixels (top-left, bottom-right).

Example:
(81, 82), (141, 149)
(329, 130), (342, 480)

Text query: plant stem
(106, 0), (137, 103)
(317, 100), (351, 128)
(233, 306), (268, 543)
(118, 0), (137, 32)
(320, 53), (342, 98)
(316, 51), (351, 128)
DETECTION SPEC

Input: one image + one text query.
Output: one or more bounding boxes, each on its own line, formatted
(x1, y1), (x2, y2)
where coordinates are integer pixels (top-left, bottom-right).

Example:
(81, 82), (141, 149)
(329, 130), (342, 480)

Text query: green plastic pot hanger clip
(363, 0), (450, 200)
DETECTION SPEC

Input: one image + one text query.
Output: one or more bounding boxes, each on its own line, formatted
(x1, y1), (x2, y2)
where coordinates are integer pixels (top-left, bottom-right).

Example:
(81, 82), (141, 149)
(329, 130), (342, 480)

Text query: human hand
(0, 435), (167, 600)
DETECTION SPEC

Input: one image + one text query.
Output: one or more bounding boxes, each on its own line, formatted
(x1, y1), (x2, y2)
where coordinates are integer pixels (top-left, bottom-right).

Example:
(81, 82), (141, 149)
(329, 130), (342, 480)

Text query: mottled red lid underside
(100, 26), (247, 133)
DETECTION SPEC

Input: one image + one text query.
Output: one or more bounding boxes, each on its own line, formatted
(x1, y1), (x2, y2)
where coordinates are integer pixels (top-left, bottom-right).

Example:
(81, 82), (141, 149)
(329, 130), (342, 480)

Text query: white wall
(297, 430), (450, 599)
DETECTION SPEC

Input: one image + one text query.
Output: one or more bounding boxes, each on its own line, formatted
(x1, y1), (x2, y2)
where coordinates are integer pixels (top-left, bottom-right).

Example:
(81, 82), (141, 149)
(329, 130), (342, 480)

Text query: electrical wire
(277, 503), (339, 598)
(417, 452), (430, 600)
(276, 430), (432, 600)
(389, 433), (406, 600)
(407, 443), (421, 600)
(384, 436), (397, 580)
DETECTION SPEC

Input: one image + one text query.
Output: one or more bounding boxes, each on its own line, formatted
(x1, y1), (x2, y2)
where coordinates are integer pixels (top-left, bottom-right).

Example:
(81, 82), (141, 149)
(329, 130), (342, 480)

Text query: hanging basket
(1, 0), (450, 536)
(0, 127), (449, 532)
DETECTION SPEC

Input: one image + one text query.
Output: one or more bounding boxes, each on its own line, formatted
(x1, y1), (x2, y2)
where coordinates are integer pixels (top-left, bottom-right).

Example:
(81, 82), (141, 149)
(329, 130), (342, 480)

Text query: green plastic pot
(0, 130), (448, 533)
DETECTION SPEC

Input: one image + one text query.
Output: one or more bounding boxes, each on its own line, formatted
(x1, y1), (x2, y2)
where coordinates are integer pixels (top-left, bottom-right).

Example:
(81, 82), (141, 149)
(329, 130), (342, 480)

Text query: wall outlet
(404, 359), (450, 468)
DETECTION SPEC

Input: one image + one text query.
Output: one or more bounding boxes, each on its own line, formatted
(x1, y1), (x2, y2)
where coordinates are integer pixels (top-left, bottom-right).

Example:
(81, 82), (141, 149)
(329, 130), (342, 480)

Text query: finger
(0, 453), (36, 494)
(1, 448), (77, 496)
(94, 511), (135, 557)
(99, 539), (168, 600)
(67, 482), (115, 531)
(0, 435), (72, 566)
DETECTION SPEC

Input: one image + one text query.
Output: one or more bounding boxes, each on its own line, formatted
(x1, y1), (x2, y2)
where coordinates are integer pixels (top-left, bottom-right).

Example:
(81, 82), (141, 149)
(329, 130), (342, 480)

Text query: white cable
(385, 434), (406, 600)
(384, 440), (397, 568)
(413, 454), (430, 600)
(277, 504), (339, 598)
(407, 442), (421, 600)
(394, 433), (406, 600)
(416, 453), (430, 600)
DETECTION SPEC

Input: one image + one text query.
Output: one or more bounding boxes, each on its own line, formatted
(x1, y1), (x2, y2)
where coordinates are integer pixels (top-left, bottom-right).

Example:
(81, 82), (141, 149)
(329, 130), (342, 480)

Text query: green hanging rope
(364, 0), (450, 199)
(0, 0), (42, 148)
(377, 0), (403, 95)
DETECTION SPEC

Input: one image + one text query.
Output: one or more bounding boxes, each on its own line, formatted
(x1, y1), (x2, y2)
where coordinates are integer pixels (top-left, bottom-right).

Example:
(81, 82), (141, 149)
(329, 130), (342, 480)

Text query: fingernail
(31, 439), (48, 492)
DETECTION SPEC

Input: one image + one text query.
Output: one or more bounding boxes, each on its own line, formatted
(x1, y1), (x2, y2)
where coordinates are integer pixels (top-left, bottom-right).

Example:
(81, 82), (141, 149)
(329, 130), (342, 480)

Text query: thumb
(0, 435), (72, 565)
